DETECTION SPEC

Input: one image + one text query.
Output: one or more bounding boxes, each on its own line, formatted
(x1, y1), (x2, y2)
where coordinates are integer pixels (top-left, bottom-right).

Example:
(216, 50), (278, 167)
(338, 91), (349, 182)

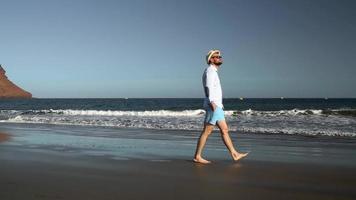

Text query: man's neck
(210, 64), (220, 70)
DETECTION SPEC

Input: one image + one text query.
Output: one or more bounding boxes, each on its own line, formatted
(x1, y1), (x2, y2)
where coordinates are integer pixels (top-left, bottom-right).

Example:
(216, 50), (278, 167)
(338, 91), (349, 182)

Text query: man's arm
(205, 69), (217, 111)
(204, 87), (217, 111)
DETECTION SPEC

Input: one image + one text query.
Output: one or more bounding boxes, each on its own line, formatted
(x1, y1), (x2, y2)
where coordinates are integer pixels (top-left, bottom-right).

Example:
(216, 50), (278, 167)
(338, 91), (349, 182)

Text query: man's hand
(210, 102), (217, 111)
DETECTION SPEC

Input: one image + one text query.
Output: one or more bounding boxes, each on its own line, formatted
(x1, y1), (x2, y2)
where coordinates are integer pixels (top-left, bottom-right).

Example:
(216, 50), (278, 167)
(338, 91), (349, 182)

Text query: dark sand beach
(1, 123), (356, 200)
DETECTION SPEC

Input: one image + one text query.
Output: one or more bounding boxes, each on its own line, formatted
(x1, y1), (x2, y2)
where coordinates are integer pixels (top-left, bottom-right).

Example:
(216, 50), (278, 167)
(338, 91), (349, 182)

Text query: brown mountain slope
(0, 65), (32, 99)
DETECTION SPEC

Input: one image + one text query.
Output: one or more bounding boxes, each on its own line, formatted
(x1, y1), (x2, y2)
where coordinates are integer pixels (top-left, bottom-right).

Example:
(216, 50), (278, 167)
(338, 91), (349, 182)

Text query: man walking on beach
(193, 50), (248, 164)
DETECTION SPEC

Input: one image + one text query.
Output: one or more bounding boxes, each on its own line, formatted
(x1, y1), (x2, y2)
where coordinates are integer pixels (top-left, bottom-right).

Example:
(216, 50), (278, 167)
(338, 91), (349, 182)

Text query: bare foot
(231, 152), (249, 162)
(193, 157), (211, 164)
(0, 132), (10, 143)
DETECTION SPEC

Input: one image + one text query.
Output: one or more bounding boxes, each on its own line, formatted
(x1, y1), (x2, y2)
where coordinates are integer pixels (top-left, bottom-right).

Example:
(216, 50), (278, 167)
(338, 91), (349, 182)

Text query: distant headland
(0, 64), (32, 99)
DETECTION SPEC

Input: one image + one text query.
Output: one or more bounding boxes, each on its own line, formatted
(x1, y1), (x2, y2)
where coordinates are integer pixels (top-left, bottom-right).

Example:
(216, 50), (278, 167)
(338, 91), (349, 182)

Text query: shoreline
(1, 123), (356, 199)
(1, 122), (356, 167)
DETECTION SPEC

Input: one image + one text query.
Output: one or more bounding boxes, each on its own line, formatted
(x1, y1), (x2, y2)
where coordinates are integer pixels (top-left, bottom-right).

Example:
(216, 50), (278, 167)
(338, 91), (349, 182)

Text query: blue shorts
(204, 107), (225, 125)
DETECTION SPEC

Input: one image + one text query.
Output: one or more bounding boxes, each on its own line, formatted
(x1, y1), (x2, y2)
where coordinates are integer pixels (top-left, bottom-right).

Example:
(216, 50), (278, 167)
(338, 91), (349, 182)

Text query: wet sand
(1, 123), (356, 200)
(1, 143), (355, 200)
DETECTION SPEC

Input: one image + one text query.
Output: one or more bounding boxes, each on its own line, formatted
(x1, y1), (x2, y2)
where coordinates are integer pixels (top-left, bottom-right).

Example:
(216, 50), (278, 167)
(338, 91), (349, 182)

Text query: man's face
(210, 53), (223, 66)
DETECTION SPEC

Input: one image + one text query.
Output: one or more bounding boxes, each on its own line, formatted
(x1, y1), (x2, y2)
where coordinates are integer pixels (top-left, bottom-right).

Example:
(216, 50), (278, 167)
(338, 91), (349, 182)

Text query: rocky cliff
(0, 65), (32, 99)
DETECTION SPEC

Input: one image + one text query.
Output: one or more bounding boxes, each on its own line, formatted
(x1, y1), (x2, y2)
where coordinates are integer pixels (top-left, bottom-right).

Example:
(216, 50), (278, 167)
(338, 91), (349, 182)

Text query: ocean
(1, 98), (356, 138)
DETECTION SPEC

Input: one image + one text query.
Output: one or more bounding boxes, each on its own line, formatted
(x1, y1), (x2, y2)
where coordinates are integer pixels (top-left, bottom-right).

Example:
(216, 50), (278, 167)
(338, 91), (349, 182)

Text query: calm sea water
(1, 98), (356, 137)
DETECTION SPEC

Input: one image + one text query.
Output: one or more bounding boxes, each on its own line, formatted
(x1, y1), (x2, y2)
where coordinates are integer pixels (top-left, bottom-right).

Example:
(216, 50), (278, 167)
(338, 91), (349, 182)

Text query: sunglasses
(212, 56), (222, 59)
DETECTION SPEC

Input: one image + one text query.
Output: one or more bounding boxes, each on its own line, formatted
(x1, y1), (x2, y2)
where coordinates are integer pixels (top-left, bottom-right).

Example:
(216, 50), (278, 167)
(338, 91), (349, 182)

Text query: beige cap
(206, 49), (221, 64)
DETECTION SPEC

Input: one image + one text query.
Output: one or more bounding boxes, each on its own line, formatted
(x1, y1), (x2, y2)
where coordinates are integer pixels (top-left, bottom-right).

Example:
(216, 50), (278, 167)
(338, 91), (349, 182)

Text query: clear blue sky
(1, 0), (355, 98)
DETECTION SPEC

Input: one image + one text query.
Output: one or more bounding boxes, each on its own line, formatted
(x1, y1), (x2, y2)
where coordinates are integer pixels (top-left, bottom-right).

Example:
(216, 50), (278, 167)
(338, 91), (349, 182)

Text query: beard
(214, 61), (223, 66)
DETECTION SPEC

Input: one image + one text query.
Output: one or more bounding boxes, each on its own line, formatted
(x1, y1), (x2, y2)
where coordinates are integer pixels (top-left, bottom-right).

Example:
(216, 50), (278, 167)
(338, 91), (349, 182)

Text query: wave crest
(2, 108), (356, 118)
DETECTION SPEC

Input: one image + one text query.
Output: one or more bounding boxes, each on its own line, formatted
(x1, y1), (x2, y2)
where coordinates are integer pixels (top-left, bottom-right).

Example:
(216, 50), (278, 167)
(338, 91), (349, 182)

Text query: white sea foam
(0, 108), (352, 118)
(239, 109), (323, 116)
(46, 109), (207, 117)
(238, 127), (356, 137)
(1, 108), (356, 138)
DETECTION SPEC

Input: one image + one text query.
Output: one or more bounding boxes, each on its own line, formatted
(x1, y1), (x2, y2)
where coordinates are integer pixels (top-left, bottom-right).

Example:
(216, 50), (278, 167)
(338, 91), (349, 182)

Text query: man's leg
(217, 120), (248, 161)
(193, 124), (214, 164)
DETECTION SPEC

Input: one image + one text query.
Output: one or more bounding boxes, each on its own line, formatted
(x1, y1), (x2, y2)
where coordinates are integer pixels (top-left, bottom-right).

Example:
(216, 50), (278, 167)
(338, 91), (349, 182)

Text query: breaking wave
(2, 108), (356, 118)
(1, 108), (356, 138)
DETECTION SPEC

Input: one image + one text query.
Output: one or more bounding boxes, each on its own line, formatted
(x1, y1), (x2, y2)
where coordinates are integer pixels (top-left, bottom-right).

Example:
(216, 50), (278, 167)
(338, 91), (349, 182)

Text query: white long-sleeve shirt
(202, 65), (223, 108)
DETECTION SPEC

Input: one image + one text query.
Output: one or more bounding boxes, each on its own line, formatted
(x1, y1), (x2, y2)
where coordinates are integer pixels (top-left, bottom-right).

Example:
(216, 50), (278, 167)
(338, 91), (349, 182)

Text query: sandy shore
(1, 123), (356, 200)
(1, 143), (355, 200)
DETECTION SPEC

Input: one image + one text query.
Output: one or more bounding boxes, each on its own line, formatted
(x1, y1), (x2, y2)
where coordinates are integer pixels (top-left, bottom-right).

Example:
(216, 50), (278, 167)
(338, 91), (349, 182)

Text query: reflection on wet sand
(0, 132), (10, 143)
